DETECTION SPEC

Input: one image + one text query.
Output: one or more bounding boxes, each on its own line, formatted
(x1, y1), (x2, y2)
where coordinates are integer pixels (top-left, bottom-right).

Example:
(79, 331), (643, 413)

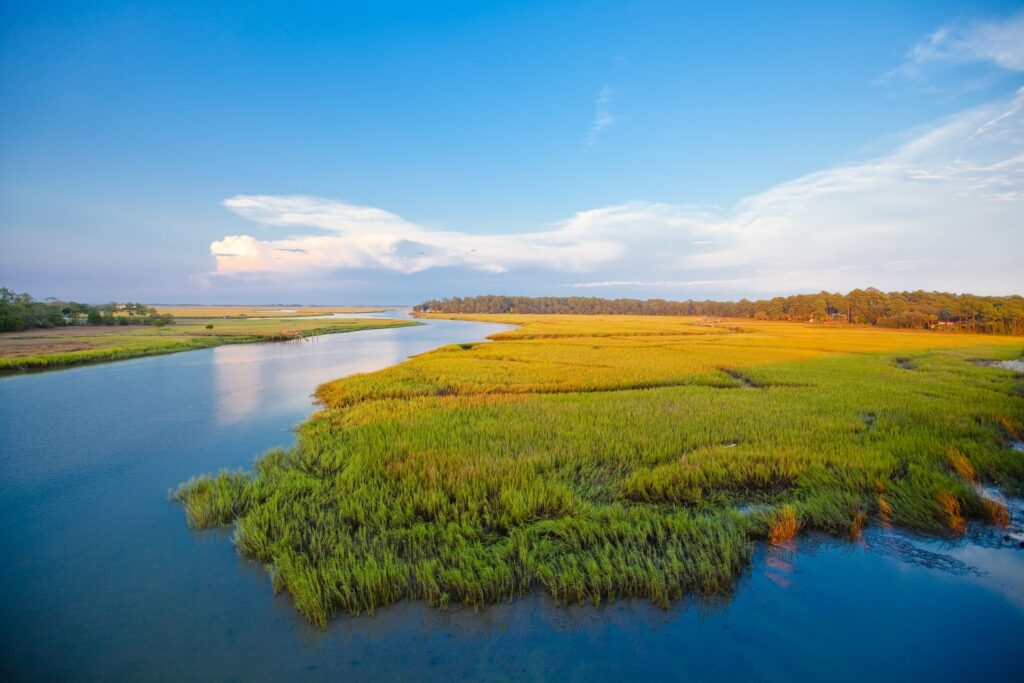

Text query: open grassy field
(151, 305), (388, 318)
(176, 314), (1024, 627)
(0, 316), (418, 373)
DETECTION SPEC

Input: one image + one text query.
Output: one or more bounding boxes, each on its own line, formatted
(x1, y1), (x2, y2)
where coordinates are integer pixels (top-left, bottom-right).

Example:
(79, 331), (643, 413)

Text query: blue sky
(2, 1), (1023, 304)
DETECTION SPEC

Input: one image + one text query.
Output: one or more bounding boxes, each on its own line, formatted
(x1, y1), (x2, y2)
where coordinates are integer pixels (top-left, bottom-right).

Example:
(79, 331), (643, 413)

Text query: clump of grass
(878, 496), (893, 527)
(982, 499), (1010, 528)
(850, 511), (867, 540)
(768, 505), (801, 544)
(174, 313), (1024, 626)
(174, 470), (252, 528)
(937, 492), (966, 535)
(948, 448), (976, 481)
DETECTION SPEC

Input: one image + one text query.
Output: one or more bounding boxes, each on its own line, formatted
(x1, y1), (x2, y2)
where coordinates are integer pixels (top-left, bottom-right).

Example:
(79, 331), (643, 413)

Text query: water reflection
(212, 344), (262, 426)
(209, 332), (407, 426)
(762, 542), (798, 590)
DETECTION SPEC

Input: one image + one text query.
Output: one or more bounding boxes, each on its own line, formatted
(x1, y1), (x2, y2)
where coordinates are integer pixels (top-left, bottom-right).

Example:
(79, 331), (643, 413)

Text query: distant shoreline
(150, 305), (390, 319)
(0, 318), (420, 376)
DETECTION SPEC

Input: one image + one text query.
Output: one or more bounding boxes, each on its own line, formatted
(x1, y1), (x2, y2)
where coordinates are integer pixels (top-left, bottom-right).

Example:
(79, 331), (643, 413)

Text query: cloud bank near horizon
(210, 86), (1024, 298)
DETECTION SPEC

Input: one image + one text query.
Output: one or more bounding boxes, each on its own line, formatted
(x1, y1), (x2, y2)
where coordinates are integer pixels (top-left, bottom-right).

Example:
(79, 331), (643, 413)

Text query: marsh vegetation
(176, 314), (1024, 627)
(417, 290), (1024, 334)
(0, 316), (417, 373)
(151, 305), (387, 319)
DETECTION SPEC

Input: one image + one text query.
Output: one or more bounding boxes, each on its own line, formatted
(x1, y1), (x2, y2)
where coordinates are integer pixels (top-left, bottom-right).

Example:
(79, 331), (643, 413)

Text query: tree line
(415, 288), (1024, 335)
(0, 288), (174, 332)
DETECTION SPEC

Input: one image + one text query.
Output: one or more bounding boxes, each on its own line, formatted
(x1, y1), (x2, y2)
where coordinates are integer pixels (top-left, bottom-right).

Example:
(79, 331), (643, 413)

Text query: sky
(1, 1), (1023, 304)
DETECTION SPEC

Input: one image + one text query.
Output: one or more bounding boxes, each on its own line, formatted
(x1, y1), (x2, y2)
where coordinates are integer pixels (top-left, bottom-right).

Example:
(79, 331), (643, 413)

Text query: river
(1, 311), (1021, 681)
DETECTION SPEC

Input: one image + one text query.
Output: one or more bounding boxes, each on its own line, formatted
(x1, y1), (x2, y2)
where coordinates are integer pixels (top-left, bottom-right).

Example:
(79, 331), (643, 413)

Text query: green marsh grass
(175, 314), (1024, 627)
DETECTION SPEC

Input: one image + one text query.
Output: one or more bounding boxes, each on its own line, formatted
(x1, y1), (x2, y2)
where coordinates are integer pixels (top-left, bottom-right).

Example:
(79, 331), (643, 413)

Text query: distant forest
(416, 289), (1024, 335)
(0, 288), (174, 332)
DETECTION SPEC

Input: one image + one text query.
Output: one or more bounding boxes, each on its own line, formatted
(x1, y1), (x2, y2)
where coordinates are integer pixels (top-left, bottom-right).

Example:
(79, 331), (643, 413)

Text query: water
(973, 359), (1024, 372)
(1, 312), (1022, 682)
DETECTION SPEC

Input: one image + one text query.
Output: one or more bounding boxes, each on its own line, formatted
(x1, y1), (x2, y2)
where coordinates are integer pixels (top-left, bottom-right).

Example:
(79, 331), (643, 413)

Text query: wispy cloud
(884, 11), (1024, 80)
(586, 86), (616, 146)
(210, 88), (1024, 296)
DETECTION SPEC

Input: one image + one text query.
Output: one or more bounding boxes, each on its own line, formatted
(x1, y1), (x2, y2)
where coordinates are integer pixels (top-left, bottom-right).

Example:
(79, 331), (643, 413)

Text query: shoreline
(0, 319), (421, 376)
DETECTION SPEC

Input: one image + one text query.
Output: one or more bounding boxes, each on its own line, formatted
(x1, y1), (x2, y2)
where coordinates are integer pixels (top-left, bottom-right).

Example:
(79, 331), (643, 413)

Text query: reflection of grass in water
(175, 314), (1024, 627)
(0, 318), (418, 373)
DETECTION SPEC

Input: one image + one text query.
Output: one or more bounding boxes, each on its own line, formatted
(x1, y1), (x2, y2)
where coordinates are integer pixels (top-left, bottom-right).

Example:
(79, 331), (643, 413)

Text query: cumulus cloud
(211, 88), (1024, 296)
(886, 11), (1024, 79)
(212, 195), (621, 275)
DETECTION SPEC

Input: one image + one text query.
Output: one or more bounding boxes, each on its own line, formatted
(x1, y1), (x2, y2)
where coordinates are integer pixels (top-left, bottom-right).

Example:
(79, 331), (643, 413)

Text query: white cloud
(210, 88), (1024, 296)
(212, 195), (621, 276)
(586, 86), (616, 146)
(887, 12), (1024, 79)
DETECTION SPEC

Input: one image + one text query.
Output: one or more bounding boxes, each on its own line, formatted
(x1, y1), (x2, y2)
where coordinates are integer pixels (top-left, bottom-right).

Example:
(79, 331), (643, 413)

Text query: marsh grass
(982, 499), (1011, 527)
(175, 314), (1024, 627)
(0, 318), (417, 373)
(768, 506), (802, 544)
(152, 305), (387, 318)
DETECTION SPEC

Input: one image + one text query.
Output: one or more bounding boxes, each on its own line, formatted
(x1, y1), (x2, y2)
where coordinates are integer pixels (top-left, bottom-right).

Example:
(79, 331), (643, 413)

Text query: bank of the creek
(1, 310), (1021, 682)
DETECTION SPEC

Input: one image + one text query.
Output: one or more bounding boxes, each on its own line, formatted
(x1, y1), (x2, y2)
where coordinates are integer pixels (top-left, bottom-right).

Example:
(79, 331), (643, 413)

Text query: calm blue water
(1, 312), (1022, 682)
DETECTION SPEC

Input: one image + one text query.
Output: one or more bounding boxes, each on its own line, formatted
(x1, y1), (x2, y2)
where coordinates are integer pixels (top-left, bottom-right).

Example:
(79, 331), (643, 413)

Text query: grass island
(176, 311), (1024, 627)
